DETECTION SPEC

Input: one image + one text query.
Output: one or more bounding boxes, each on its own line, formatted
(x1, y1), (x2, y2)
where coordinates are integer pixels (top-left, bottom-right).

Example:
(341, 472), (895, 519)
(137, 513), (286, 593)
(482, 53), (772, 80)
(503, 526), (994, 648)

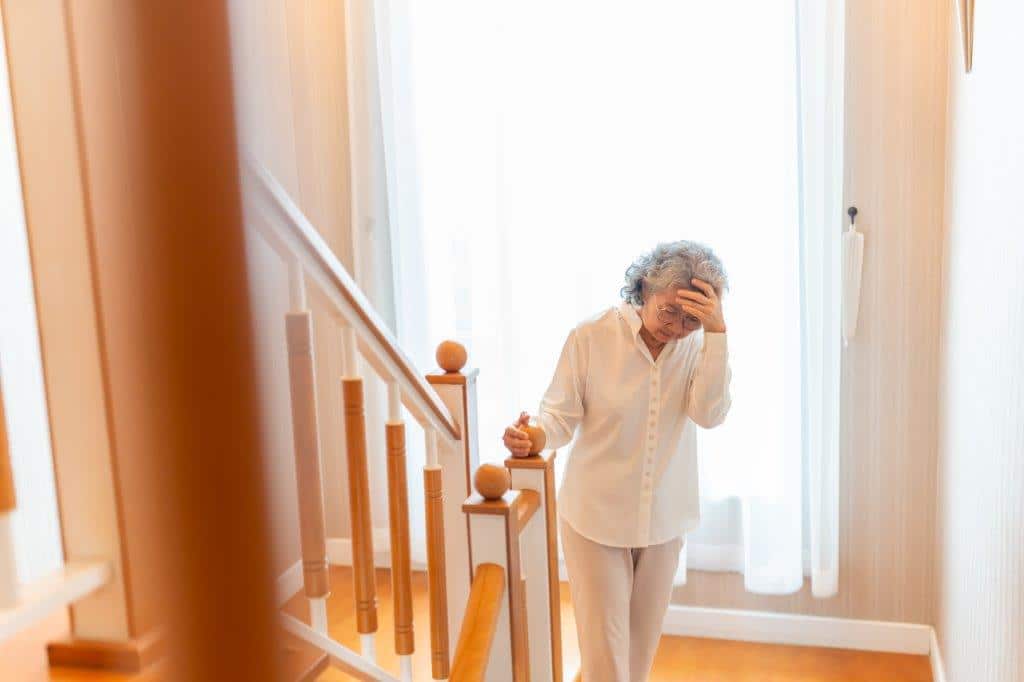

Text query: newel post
(425, 341), (480, 662)
(462, 465), (537, 682)
(505, 448), (562, 682)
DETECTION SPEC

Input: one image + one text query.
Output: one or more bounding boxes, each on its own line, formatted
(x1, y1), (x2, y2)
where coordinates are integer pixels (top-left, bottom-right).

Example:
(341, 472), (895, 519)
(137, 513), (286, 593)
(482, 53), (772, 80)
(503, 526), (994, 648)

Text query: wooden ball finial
(522, 424), (546, 454)
(436, 340), (467, 373)
(474, 463), (510, 500)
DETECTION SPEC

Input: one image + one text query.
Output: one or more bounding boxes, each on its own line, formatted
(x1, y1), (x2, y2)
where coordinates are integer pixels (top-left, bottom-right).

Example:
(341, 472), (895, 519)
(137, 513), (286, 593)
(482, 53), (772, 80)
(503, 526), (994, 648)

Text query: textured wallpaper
(936, 2), (1024, 680)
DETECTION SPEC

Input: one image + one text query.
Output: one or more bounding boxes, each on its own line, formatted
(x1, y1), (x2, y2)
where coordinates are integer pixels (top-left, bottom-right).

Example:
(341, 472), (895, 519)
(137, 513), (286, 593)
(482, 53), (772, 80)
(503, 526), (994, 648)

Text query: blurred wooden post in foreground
(124, 3), (281, 679)
(0, 1), (281, 674)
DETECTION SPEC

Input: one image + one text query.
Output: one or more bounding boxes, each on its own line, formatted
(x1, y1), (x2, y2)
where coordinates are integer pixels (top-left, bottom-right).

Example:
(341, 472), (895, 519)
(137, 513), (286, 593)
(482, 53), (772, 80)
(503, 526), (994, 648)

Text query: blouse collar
(617, 301), (644, 340)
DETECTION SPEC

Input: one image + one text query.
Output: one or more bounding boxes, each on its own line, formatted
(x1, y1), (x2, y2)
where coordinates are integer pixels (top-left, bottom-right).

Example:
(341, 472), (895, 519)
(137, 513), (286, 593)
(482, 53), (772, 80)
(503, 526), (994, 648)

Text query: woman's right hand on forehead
(502, 411), (532, 457)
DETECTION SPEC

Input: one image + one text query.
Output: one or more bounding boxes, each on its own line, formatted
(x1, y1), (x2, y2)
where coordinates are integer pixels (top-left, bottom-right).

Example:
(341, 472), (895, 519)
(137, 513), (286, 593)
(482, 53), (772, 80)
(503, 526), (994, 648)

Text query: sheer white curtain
(363, 0), (843, 596)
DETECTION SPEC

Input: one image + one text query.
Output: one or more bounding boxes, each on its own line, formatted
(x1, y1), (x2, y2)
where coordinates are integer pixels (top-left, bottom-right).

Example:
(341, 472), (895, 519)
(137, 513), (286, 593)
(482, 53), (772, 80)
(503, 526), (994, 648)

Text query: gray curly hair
(619, 240), (729, 306)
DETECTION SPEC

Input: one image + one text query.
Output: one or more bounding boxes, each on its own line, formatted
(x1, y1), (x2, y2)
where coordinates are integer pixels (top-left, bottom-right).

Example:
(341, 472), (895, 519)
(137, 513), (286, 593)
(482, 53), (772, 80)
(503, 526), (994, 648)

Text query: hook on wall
(847, 206), (858, 226)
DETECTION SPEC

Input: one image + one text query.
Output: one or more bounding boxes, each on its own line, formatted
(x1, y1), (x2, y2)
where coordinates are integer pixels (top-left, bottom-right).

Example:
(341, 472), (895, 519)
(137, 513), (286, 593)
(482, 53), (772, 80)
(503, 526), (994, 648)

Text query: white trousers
(559, 516), (684, 682)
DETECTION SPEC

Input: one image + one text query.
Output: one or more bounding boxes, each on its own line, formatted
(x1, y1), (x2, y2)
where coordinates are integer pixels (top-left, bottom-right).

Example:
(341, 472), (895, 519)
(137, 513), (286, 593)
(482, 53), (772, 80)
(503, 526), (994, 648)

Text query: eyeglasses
(655, 304), (701, 330)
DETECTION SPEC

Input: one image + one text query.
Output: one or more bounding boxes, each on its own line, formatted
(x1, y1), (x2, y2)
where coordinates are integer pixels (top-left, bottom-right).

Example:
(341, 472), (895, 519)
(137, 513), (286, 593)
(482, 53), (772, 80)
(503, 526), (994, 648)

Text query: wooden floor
(43, 565), (931, 681)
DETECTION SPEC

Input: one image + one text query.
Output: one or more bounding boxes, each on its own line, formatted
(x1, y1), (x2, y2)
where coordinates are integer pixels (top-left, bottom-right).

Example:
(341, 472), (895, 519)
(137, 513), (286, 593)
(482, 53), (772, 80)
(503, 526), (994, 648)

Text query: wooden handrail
(241, 158), (459, 444)
(462, 489), (541, 536)
(514, 490), (541, 530)
(450, 564), (506, 682)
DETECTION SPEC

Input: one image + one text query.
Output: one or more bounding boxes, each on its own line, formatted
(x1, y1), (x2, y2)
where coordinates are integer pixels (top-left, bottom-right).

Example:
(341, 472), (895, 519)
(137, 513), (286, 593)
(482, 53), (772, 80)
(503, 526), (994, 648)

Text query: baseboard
(662, 605), (932, 655)
(46, 629), (163, 673)
(327, 530), (416, 569)
(277, 528), (394, 605)
(279, 529), (398, 604)
(929, 627), (946, 682)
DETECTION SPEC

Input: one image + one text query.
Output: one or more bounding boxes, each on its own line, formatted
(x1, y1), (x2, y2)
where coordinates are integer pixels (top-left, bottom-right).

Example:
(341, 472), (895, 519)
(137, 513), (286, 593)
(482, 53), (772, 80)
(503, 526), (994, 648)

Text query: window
(381, 0), (842, 595)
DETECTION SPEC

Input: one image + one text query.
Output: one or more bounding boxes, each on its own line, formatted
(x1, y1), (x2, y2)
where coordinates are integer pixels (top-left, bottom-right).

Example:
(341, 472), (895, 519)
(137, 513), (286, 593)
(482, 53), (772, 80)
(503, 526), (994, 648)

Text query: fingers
(506, 440), (530, 456)
(682, 296), (727, 333)
(690, 278), (718, 299)
(676, 289), (712, 307)
(503, 424), (531, 457)
(504, 412), (532, 457)
(677, 292), (714, 316)
(679, 302), (709, 323)
(505, 425), (529, 442)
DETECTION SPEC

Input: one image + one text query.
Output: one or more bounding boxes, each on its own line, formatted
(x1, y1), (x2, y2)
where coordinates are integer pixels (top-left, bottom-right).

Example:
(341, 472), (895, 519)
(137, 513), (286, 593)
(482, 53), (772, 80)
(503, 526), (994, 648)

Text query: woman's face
(639, 286), (703, 343)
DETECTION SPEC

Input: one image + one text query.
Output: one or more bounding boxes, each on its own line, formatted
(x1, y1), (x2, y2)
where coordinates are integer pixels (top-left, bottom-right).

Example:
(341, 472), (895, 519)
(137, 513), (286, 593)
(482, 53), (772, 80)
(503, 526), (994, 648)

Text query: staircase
(0, 156), (561, 682)
(244, 159), (563, 681)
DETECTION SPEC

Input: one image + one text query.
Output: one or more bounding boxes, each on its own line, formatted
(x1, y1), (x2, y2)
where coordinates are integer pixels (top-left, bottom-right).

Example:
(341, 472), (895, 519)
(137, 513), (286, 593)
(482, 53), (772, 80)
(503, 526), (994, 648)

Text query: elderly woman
(502, 240), (732, 682)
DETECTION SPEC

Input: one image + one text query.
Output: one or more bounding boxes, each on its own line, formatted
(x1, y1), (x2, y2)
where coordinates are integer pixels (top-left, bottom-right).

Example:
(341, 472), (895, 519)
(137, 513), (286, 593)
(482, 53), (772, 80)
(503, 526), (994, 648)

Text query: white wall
(936, 3), (1024, 680)
(0, 14), (63, 585)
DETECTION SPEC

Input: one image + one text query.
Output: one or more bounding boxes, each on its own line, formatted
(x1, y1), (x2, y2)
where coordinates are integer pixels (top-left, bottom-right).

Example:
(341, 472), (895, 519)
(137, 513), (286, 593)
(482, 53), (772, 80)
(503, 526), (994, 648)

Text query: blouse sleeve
(685, 331), (732, 428)
(536, 327), (587, 451)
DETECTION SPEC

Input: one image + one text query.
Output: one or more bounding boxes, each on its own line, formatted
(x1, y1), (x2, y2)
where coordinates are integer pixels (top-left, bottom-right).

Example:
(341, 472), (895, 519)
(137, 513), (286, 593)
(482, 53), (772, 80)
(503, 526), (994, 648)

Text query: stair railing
(244, 157), (563, 681)
(243, 157), (481, 681)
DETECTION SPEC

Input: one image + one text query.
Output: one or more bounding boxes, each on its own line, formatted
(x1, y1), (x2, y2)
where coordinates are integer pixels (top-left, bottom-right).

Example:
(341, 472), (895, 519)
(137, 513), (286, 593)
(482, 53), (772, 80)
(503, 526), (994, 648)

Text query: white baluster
(387, 381), (402, 424)
(362, 632), (377, 665)
(342, 325), (358, 380)
(310, 598), (328, 636)
(0, 511), (17, 608)
(425, 427), (438, 469)
(288, 259), (306, 311)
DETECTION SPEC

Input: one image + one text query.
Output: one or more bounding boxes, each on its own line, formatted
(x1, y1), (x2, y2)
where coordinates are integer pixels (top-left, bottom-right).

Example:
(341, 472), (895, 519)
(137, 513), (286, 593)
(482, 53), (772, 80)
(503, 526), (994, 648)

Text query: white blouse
(536, 301), (731, 548)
